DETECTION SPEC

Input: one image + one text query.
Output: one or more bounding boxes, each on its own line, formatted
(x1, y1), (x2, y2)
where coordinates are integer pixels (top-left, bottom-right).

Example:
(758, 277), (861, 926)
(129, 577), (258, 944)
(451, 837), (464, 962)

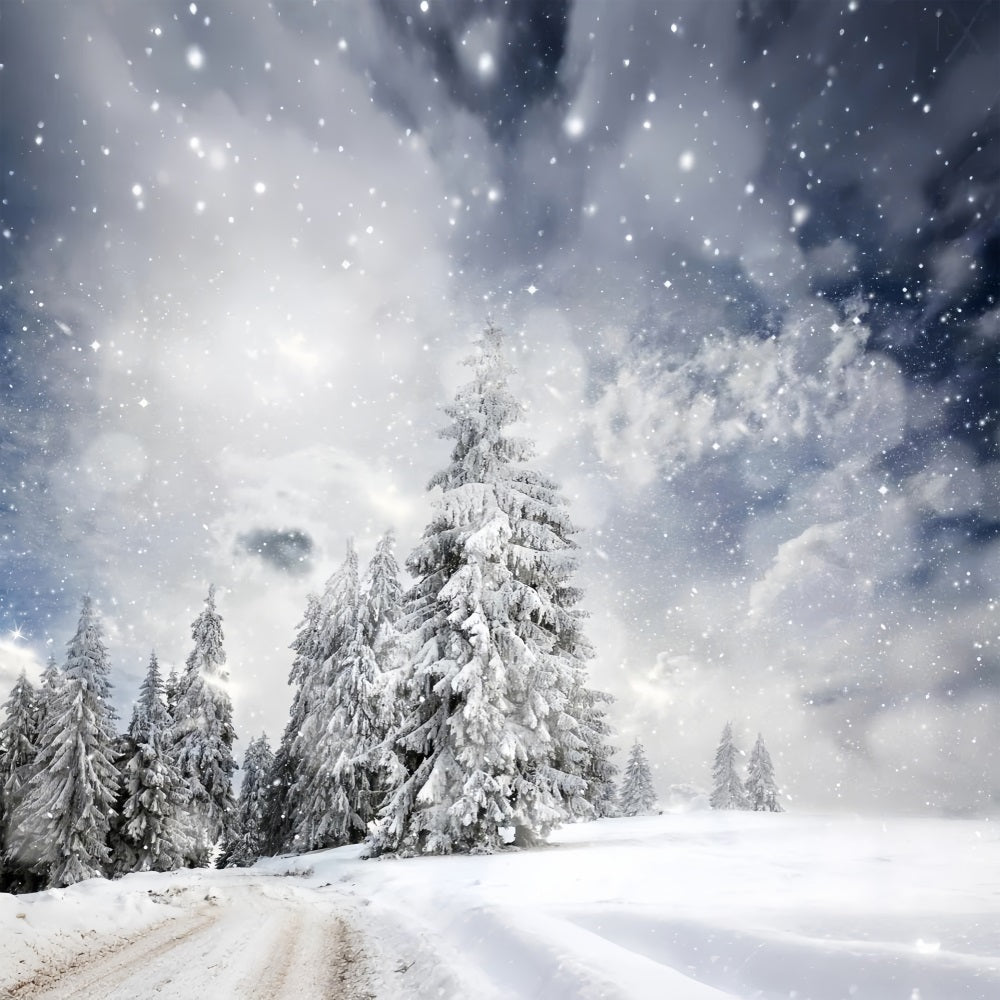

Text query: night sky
(1, 0), (998, 814)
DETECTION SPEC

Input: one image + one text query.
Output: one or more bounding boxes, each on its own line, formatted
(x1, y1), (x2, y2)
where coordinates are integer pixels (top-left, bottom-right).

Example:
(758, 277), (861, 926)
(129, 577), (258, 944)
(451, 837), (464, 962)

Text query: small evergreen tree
(117, 652), (191, 872)
(222, 733), (274, 867)
(164, 667), (180, 720)
(710, 722), (747, 810)
(745, 733), (783, 813)
(619, 739), (657, 816)
(9, 597), (119, 887)
(31, 654), (62, 743)
(172, 586), (237, 865)
(0, 671), (40, 889)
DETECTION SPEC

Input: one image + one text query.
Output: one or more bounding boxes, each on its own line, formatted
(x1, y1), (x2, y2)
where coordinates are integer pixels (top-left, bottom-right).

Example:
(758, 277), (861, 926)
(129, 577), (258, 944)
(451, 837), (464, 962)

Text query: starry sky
(1, 0), (998, 815)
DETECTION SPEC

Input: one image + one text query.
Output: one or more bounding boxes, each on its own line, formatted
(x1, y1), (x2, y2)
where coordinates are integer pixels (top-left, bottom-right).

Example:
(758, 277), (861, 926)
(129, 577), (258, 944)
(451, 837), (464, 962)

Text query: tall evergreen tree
(9, 597), (119, 887)
(222, 733), (274, 867)
(307, 530), (406, 846)
(358, 529), (407, 813)
(0, 671), (39, 812)
(0, 671), (40, 887)
(745, 733), (783, 813)
(710, 722), (747, 810)
(117, 652), (191, 872)
(263, 592), (324, 855)
(172, 585), (237, 865)
(373, 324), (612, 855)
(288, 541), (361, 850)
(618, 739), (657, 816)
(569, 685), (619, 818)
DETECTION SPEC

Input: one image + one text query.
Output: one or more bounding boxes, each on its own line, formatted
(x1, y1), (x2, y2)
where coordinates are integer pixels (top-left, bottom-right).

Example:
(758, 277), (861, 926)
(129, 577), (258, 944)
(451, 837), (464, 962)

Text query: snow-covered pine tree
(32, 654), (62, 741)
(373, 323), (611, 856)
(164, 667), (180, 720)
(619, 739), (657, 816)
(710, 722), (747, 810)
(9, 597), (119, 887)
(222, 733), (274, 867)
(0, 671), (39, 887)
(358, 528), (406, 814)
(263, 592), (324, 855)
(568, 685), (619, 818)
(117, 652), (191, 872)
(288, 541), (361, 850)
(0, 671), (39, 813)
(745, 733), (783, 812)
(172, 585), (237, 865)
(106, 721), (136, 877)
(362, 529), (406, 724)
(308, 529), (407, 845)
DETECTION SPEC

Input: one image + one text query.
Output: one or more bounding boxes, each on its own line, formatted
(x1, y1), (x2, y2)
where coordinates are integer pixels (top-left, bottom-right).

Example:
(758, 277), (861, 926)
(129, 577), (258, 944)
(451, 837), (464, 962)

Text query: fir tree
(32, 654), (62, 742)
(0, 671), (39, 814)
(710, 722), (747, 810)
(746, 733), (783, 812)
(106, 724), (136, 876)
(619, 739), (657, 816)
(117, 653), (191, 872)
(0, 671), (39, 887)
(9, 597), (119, 887)
(308, 529), (406, 845)
(373, 324), (611, 855)
(164, 667), (180, 720)
(172, 586), (237, 865)
(222, 733), (274, 867)
(288, 541), (361, 850)
(358, 529), (406, 813)
(569, 685), (619, 818)
(263, 593), (324, 855)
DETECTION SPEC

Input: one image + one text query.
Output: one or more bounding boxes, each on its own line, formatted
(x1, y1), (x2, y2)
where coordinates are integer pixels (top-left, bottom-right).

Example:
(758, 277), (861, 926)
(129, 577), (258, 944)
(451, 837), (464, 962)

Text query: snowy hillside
(3, 811), (997, 999)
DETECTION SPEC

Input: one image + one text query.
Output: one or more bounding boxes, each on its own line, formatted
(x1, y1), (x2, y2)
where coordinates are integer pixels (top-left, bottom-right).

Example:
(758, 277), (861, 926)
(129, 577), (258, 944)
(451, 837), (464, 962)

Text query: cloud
(1, 0), (997, 815)
(236, 529), (314, 575)
(0, 639), (44, 694)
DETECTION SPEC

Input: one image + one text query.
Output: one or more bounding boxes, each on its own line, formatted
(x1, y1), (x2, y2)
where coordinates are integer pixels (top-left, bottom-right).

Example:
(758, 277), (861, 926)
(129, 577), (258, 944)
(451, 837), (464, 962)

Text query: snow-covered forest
(1, 327), (623, 890)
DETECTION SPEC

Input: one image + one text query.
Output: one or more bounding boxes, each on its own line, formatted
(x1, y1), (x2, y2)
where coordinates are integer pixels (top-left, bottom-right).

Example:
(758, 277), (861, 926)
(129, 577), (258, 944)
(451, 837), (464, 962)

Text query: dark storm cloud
(237, 528), (314, 575)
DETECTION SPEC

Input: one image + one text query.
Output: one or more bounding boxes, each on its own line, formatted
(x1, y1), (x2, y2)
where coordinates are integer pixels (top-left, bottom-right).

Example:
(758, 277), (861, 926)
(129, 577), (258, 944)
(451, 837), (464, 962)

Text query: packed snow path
(2, 876), (375, 1000)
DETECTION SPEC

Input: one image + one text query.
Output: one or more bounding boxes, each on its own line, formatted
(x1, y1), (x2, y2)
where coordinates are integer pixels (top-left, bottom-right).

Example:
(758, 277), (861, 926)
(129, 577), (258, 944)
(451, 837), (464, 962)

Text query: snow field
(262, 811), (1000, 999)
(2, 811), (997, 999)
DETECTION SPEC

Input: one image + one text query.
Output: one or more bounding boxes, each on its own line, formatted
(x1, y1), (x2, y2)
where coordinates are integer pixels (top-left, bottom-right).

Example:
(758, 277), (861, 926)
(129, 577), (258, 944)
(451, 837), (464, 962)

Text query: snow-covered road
(2, 877), (375, 1000)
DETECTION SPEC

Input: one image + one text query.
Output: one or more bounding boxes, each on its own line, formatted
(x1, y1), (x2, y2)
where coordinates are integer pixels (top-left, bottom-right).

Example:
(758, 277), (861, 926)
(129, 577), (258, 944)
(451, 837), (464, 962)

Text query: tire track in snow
(2, 882), (376, 1000)
(1, 906), (219, 1000)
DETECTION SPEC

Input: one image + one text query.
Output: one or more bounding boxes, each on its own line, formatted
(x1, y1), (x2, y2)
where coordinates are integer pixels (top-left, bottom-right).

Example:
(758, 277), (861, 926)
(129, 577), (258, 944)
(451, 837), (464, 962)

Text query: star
(90, 340), (101, 351)
(8, 622), (25, 641)
(527, 284), (538, 295)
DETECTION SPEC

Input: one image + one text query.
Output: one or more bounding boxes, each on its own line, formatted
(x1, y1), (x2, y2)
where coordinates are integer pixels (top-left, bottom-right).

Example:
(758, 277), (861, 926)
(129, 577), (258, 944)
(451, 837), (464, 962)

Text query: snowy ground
(1, 811), (997, 999)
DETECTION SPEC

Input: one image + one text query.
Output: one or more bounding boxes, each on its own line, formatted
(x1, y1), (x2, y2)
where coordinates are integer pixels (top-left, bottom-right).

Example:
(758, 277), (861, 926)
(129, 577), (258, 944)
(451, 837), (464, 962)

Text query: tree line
(0, 587), (236, 891)
(0, 325), (620, 889)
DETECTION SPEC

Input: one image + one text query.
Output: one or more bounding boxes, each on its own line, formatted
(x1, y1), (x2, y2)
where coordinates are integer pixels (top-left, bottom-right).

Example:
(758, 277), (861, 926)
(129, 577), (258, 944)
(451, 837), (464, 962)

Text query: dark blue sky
(1, 0), (998, 813)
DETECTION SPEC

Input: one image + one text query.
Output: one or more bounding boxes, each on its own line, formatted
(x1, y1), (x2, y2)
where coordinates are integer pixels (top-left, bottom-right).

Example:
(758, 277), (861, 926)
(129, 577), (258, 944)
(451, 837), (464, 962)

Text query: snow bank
(259, 810), (1000, 999)
(1, 869), (194, 982)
